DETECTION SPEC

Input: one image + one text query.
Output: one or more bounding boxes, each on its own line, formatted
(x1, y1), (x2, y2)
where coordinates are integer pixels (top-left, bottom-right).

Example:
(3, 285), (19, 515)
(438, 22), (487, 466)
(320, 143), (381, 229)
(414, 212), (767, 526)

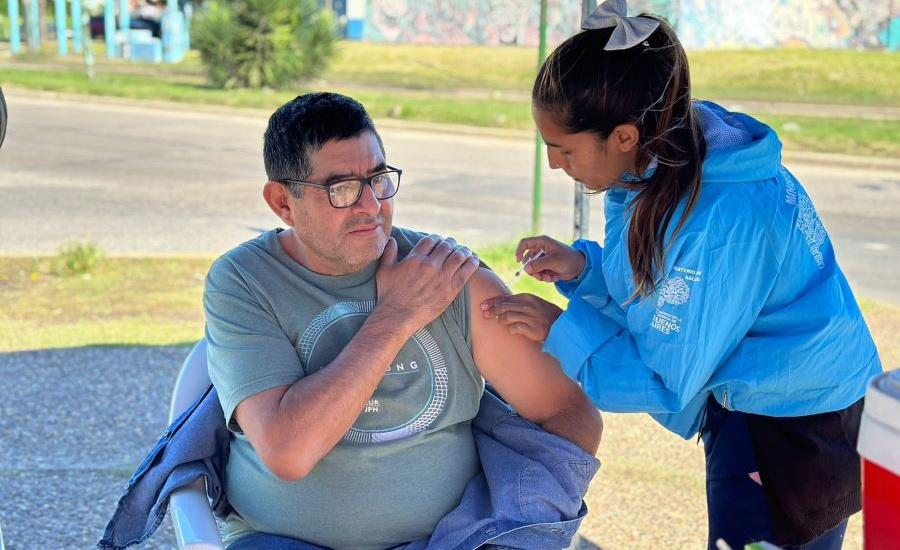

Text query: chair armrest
(169, 478), (224, 550)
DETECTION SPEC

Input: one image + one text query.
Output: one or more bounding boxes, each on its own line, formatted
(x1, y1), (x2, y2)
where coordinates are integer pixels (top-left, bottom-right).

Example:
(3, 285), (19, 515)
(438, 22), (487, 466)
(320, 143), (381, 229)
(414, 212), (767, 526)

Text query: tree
(192, 0), (337, 90)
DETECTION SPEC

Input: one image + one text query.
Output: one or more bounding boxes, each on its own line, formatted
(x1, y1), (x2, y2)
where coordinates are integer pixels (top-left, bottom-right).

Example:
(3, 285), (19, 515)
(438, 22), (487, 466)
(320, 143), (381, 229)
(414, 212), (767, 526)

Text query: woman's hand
(480, 292), (563, 342)
(515, 235), (586, 283)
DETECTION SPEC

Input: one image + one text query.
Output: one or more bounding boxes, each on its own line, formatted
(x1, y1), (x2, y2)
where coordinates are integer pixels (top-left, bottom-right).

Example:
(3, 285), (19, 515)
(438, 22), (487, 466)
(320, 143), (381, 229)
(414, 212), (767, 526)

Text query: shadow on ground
(0, 345), (192, 549)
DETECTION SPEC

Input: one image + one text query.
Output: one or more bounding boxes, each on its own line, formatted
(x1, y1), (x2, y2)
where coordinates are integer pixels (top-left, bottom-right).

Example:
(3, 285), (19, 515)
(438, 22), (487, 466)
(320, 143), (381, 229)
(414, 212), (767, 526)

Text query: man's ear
(611, 124), (640, 153)
(263, 181), (296, 227)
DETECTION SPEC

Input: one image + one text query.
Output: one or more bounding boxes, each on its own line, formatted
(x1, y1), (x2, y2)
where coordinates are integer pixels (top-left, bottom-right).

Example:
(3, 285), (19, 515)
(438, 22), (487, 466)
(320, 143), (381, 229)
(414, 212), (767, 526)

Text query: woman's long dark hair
(533, 16), (706, 301)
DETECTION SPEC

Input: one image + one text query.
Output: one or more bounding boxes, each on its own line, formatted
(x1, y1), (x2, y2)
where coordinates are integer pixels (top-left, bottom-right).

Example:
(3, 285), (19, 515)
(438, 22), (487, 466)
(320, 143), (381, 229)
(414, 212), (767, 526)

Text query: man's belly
(224, 425), (480, 550)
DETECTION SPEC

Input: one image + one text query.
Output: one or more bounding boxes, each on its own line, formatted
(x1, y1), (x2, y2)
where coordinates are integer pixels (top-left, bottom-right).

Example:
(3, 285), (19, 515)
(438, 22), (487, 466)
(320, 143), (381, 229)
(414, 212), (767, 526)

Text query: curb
(7, 87), (900, 172)
(781, 150), (900, 172)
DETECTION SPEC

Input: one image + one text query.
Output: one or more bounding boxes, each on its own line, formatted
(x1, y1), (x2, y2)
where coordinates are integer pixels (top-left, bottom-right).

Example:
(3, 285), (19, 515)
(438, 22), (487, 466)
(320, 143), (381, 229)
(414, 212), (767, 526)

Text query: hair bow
(581, 0), (660, 51)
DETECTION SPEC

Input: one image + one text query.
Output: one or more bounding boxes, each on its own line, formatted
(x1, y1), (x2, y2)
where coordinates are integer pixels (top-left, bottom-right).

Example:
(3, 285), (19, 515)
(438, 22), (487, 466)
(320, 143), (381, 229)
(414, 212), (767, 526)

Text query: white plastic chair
(167, 339), (225, 550)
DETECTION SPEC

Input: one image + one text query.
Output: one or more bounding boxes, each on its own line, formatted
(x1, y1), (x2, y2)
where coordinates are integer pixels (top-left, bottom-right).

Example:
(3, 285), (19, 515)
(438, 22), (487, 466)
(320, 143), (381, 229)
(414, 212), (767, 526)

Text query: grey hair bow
(582, 0), (660, 51)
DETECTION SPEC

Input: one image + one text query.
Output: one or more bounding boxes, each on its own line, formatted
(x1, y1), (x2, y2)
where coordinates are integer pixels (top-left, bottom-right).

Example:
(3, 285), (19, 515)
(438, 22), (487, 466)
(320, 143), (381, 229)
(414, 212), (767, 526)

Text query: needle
(506, 250), (545, 286)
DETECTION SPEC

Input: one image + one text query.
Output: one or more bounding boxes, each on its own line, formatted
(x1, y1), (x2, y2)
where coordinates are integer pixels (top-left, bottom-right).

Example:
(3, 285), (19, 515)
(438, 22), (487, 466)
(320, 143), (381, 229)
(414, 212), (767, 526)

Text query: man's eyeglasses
(281, 165), (402, 208)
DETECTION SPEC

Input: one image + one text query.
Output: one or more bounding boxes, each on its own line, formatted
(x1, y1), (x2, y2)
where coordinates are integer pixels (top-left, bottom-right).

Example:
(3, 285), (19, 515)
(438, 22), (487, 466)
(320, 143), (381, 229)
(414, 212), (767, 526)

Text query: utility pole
(531, 0), (548, 235)
(83, 10), (96, 80)
(574, 0), (595, 241)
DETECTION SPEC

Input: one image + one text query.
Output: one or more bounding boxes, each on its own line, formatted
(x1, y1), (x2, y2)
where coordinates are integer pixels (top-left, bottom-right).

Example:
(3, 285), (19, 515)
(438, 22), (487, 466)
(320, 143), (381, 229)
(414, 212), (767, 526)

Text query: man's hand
(480, 292), (563, 342)
(376, 235), (480, 334)
(515, 235), (586, 283)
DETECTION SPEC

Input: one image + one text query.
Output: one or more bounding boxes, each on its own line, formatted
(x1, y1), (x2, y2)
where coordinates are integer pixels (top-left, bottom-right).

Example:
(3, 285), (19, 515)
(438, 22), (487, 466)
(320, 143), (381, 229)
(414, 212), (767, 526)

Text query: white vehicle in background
(0, 86), (7, 151)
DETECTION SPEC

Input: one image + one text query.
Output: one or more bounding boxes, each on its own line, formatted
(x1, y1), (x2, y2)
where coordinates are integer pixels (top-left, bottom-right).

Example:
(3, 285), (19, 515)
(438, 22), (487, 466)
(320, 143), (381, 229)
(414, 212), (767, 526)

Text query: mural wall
(358, 0), (900, 50)
(363, 0), (582, 47)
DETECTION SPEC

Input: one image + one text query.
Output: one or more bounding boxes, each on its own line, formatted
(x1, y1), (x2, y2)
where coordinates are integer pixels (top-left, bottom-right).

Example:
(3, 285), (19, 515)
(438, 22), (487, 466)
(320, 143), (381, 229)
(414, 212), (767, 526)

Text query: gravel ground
(0, 346), (864, 550)
(0, 346), (188, 550)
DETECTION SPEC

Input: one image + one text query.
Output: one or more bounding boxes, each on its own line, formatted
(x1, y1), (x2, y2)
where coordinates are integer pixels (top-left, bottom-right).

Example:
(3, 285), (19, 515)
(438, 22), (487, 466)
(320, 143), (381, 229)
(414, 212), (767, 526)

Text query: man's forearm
(244, 307), (420, 480)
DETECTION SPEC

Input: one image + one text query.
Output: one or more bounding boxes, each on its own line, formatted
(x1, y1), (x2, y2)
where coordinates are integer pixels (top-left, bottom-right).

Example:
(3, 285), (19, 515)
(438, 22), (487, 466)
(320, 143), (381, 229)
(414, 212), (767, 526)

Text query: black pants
(701, 397), (856, 550)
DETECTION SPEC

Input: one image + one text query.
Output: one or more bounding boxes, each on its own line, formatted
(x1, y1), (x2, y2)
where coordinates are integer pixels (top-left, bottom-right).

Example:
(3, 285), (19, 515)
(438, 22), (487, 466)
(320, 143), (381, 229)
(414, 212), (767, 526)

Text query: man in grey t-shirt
(204, 92), (602, 550)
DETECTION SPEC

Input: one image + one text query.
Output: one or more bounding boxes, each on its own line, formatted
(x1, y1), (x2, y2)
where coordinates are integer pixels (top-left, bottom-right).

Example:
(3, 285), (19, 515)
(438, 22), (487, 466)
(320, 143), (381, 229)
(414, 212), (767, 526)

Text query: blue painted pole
(72, 0), (84, 53)
(118, 0), (130, 54)
(54, 0), (68, 55)
(8, 0), (21, 54)
(163, 0), (177, 63)
(104, 0), (116, 58)
(28, 0), (40, 52)
(183, 1), (192, 50)
(162, 0), (186, 63)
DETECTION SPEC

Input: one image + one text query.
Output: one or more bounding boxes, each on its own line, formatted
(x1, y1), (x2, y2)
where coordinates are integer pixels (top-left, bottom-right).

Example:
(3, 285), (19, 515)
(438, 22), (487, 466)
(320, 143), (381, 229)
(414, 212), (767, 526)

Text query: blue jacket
(99, 386), (599, 550)
(544, 101), (882, 439)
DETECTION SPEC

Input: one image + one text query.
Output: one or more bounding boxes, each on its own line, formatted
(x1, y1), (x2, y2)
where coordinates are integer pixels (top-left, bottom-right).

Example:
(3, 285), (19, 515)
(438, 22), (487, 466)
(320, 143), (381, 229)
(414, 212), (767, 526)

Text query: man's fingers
(410, 234), (443, 256)
(442, 244), (473, 270)
(429, 236), (458, 261)
(449, 253), (480, 289)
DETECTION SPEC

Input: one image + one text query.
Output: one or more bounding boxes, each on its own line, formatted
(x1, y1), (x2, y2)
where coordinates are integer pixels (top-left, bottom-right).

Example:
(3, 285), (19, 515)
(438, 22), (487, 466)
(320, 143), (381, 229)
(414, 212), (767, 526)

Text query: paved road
(2, 93), (897, 303)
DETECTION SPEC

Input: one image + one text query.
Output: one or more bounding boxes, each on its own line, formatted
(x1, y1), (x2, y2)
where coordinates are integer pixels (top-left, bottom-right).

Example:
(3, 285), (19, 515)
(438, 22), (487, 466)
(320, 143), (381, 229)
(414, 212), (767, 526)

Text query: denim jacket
(99, 386), (599, 550)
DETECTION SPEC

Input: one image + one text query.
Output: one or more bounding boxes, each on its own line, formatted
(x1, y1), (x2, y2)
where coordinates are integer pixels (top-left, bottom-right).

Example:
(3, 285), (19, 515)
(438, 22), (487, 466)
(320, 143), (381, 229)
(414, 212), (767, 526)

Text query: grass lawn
(8, 45), (899, 106)
(1, 246), (896, 368)
(328, 44), (900, 106)
(0, 255), (212, 350)
(3, 45), (899, 158)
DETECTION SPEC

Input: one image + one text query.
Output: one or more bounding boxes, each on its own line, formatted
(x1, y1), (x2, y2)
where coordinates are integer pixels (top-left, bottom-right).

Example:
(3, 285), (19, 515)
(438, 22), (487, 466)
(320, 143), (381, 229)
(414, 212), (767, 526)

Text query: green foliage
(55, 240), (104, 276)
(192, 0), (337, 89)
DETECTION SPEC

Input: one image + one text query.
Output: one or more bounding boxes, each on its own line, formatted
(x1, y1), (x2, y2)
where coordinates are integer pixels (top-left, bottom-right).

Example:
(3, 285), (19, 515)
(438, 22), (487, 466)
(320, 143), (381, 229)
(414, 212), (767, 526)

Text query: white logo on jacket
(781, 167), (826, 270)
(651, 275), (696, 335)
(657, 276), (691, 307)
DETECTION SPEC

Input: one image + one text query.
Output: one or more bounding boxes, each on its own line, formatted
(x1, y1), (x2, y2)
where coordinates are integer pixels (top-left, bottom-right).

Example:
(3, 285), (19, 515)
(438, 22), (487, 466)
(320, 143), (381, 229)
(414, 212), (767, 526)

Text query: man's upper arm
(204, 257), (303, 430)
(467, 267), (590, 425)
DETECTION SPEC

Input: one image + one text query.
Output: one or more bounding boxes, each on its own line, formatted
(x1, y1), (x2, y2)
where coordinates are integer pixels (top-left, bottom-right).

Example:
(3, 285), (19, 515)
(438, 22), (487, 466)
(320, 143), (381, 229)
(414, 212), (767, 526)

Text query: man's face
(286, 131), (393, 276)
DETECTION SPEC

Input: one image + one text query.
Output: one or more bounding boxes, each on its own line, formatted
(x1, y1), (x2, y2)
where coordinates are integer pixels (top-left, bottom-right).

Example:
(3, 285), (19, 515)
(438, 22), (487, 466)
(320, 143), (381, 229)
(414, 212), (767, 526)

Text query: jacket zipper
(722, 388), (730, 410)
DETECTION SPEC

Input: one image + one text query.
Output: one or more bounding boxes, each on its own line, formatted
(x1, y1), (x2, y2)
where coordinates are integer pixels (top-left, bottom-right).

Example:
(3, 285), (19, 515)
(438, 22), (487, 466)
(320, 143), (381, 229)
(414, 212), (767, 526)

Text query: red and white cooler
(857, 370), (900, 550)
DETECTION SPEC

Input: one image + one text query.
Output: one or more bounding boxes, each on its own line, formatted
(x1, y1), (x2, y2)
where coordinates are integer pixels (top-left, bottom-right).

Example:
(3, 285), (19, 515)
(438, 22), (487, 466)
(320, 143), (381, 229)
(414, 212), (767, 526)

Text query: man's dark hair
(263, 92), (384, 190)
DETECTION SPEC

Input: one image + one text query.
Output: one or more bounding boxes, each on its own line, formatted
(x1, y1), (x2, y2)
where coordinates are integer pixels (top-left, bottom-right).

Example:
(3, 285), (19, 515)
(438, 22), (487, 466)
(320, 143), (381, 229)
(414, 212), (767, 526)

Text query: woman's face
(532, 106), (638, 193)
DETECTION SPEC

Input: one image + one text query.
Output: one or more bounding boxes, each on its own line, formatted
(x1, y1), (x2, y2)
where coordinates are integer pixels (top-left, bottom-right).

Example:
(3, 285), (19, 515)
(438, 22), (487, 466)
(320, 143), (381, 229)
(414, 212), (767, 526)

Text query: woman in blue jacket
(481, 2), (882, 549)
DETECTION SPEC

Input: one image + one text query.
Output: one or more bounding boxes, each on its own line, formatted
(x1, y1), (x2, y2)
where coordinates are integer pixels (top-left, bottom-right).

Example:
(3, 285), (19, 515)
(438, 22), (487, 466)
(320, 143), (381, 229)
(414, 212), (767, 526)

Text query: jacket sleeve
(543, 224), (779, 419)
(553, 238), (627, 328)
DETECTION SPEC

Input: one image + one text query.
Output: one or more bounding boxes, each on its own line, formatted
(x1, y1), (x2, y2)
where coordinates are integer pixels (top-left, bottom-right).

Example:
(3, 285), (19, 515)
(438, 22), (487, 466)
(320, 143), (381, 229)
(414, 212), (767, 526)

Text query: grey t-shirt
(204, 227), (485, 550)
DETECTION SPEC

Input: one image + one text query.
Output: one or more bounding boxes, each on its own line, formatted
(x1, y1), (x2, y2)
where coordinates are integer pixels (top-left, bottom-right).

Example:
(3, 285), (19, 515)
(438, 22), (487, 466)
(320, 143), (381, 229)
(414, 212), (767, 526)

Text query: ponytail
(533, 16), (706, 300)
